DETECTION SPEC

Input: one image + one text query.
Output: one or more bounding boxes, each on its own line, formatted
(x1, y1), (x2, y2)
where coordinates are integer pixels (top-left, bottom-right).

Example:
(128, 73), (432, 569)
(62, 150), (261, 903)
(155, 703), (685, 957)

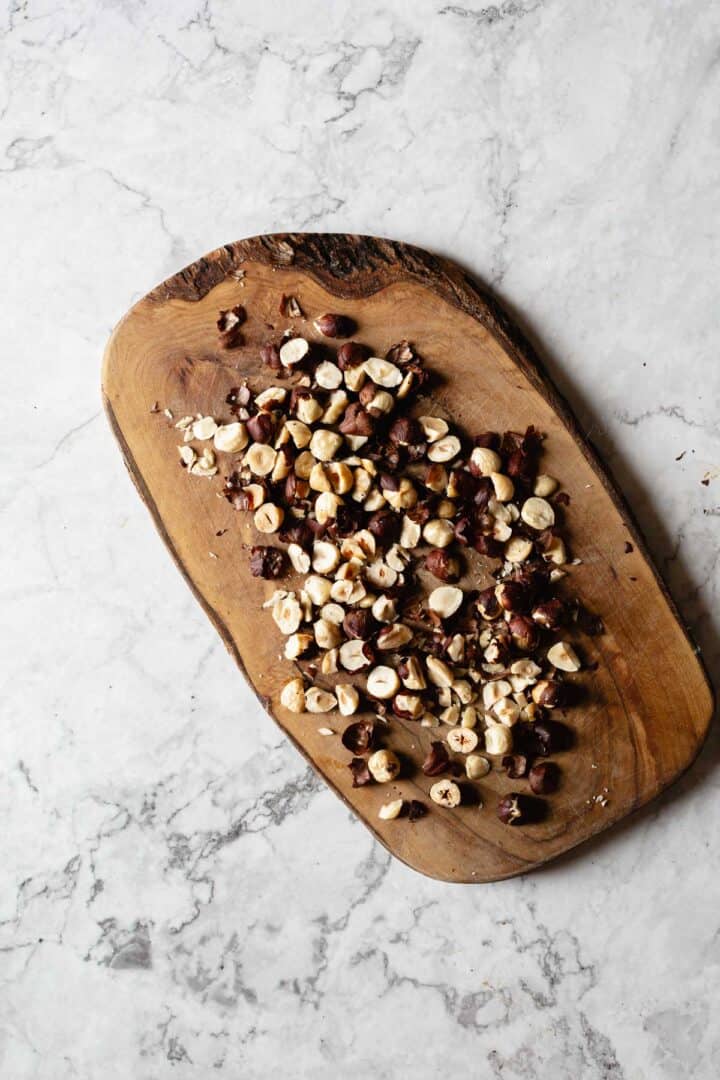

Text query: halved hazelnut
(192, 416), (218, 441)
(326, 462), (353, 494)
(430, 779), (461, 808)
(284, 632), (314, 659)
(377, 624), (413, 650)
(280, 677), (306, 713)
(505, 537), (534, 564)
(304, 574), (333, 606)
(367, 665), (401, 700)
(339, 638), (374, 671)
(447, 727), (478, 754)
(511, 659), (542, 680)
(491, 473), (514, 502)
(351, 467), (373, 503)
(451, 679), (474, 705)
(214, 422), (248, 453)
(484, 724), (513, 755)
(424, 464), (448, 493)
(310, 429), (344, 462)
(320, 602), (345, 625)
(384, 478), (417, 511)
(543, 536), (568, 566)
(399, 516), (422, 549)
(368, 748), (401, 782)
(305, 686), (337, 713)
(296, 395), (324, 425)
(378, 798), (404, 820)
(294, 450), (315, 478)
(336, 683), (360, 717)
(254, 503), (284, 533)
(465, 753), (490, 779)
(332, 579), (366, 604)
(547, 640), (581, 672)
(365, 560), (398, 590)
(428, 585), (463, 619)
(285, 420), (312, 449)
(426, 656), (454, 687)
(323, 389), (349, 425)
(364, 356), (403, 388)
(521, 496), (555, 531)
(427, 435), (461, 463)
(344, 364), (366, 392)
(315, 360), (343, 390)
(312, 541), (340, 574)
(423, 519), (454, 548)
(469, 446), (501, 476)
(287, 543), (311, 574)
(398, 656), (426, 690)
(315, 491), (343, 525)
(321, 648), (339, 674)
(493, 697), (521, 726)
(255, 386), (288, 410)
(364, 488), (387, 511)
(245, 443), (277, 476)
(272, 593), (302, 635)
(419, 416), (449, 443)
(372, 596), (397, 623)
(279, 337), (310, 368)
(482, 680), (512, 708)
(461, 705), (478, 728)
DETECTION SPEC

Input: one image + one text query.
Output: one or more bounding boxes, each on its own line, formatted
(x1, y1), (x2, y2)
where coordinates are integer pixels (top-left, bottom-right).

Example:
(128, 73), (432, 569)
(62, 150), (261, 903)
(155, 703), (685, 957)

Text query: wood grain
(102, 233), (714, 882)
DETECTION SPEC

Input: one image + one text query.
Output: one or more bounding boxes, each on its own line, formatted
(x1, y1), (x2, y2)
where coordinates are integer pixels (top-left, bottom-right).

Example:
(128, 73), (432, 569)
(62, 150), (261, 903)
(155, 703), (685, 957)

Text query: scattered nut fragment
(427, 435), (462, 463)
(399, 656), (427, 690)
(314, 618), (341, 650)
(368, 748), (401, 782)
(284, 632), (313, 660)
(423, 519), (454, 548)
(214, 422), (248, 453)
(296, 395), (324, 424)
(272, 593), (302, 635)
(534, 474), (558, 497)
(287, 543), (311, 574)
(426, 656), (454, 687)
(521, 496), (555, 531)
(428, 586), (463, 619)
(254, 503), (284, 533)
(469, 446), (502, 476)
(178, 444), (196, 467)
(367, 666), (401, 700)
(280, 677), (305, 713)
(364, 356), (403, 387)
(279, 337), (310, 368)
(315, 360), (343, 389)
(378, 798), (404, 821)
(491, 473), (515, 502)
(419, 416), (449, 443)
(339, 638), (373, 672)
(505, 536), (534, 564)
(430, 779), (462, 808)
(312, 541), (340, 574)
(482, 680), (512, 708)
(447, 727), (479, 753)
(377, 624), (413, 650)
(190, 448), (218, 476)
(547, 640), (582, 672)
(465, 754), (491, 780)
(305, 687), (337, 713)
(314, 313), (355, 338)
(497, 792), (545, 826)
(393, 693), (424, 719)
(245, 443), (277, 476)
(249, 545), (286, 579)
(484, 724), (514, 756)
(310, 429), (344, 461)
(371, 595), (396, 623)
(336, 683), (360, 716)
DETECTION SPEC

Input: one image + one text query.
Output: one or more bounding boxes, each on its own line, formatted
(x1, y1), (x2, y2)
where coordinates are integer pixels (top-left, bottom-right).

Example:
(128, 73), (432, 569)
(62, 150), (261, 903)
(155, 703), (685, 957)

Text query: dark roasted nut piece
(473, 432), (500, 450)
(226, 384), (252, 412)
(342, 720), (377, 755)
(422, 740), (450, 777)
(314, 313), (356, 338)
(386, 339), (416, 365)
(531, 679), (566, 709)
(502, 754), (529, 779)
(515, 720), (572, 757)
(528, 761), (560, 794)
(473, 534), (504, 558)
(447, 469), (476, 501)
(408, 799), (427, 821)
(217, 304), (246, 348)
(497, 793), (546, 825)
(339, 402), (374, 436)
(425, 549), (460, 582)
(477, 586), (502, 621)
(506, 449), (536, 484)
(367, 510), (401, 546)
(496, 581), (532, 614)
(389, 417), (422, 446)
(279, 520), (313, 548)
(246, 412), (274, 444)
(508, 615), (541, 652)
(249, 546), (286, 579)
(284, 473), (310, 502)
(336, 341), (367, 369)
(343, 609), (377, 640)
(531, 598), (566, 629)
(349, 757), (372, 786)
(279, 294), (303, 318)
(261, 343), (282, 371)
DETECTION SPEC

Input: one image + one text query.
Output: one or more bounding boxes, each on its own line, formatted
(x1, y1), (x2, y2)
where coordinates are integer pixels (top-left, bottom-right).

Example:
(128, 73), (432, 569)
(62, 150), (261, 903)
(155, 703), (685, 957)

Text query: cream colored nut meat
(465, 753), (491, 780)
(351, 467), (372, 502)
(304, 575), (332, 605)
(505, 536), (534, 564)
(279, 337), (309, 368)
(315, 360), (343, 389)
(426, 656), (454, 687)
(378, 798), (404, 821)
(377, 623), (413, 650)
(423, 519), (454, 548)
(305, 687), (337, 713)
(312, 541), (340, 574)
(310, 429), (344, 461)
(439, 704), (460, 726)
(511, 659), (541, 679)
(336, 683), (360, 716)
(344, 364), (366, 392)
(368, 749), (401, 782)
(365, 560), (398, 589)
(285, 420), (312, 449)
(399, 516), (422, 549)
(245, 443), (277, 476)
(320, 602), (345, 625)
(430, 779), (462, 808)
(521, 496), (555, 530)
(427, 435), (461, 463)
(272, 593), (302, 635)
(491, 472), (515, 502)
(461, 705), (478, 729)
(547, 640), (582, 672)
(294, 450), (315, 478)
(534, 474), (558, 497)
(331, 579), (366, 604)
(315, 491), (343, 525)
(451, 679), (474, 704)
(544, 536), (567, 565)
(366, 666), (401, 699)
(419, 416), (449, 443)
(400, 656), (426, 689)
(255, 386), (287, 409)
(280, 677), (305, 713)
(287, 543), (311, 574)
(192, 416), (217, 440)
(240, 483), (266, 511)
(383, 478), (417, 510)
(296, 396), (324, 424)
(372, 595), (397, 623)
(326, 462), (353, 494)
(364, 356), (402, 387)
(394, 693), (424, 719)
(484, 724), (513, 755)
(339, 638), (372, 671)
(178, 445), (196, 467)
(470, 446), (501, 475)
(314, 618), (341, 650)
(284, 632), (313, 659)
(254, 503), (284, 533)
(428, 585), (463, 618)
(321, 648), (338, 675)
(447, 727), (479, 753)
(493, 697), (520, 726)
(482, 680), (512, 708)
(214, 421), (248, 453)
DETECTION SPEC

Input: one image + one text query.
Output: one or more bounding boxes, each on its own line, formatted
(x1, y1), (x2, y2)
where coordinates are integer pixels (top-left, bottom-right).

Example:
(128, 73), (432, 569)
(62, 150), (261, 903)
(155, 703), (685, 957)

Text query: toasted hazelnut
(367, 666), (401, 700)
(534, 474), (558, 497)
(482, 680), (512, 708)
(378, 798), (404, 820)
(466, 753), (490, 779)
(491, 516), (513, 542)
(280, 677), (306, 713)
(469, 446), (502, 476)
(393, 692), (424, 719)
(315, 491), (343, 525)
(384, 478), (418, 511)
(335, 558), (364, 580)
(285, 420), (312, 449)
(369, 597), (394, 625)
(366, 560), (398, 590)
(484, 724), (513, 755)
(521, 496), (555, 531)
(491, 473), (515, 502)
(424, 463), (448, 493)
(363, 487), (387, 511)
(364, 356), (403, 388)
(399, 656), (427, 690)
(419, 416), (449, 443)
(425, 549), (460, 582)
(377, 623), (413, 650)
(446, 635), (465, 664)
(331, 579), (366, 604)
(493, 697), (520, 726)
(309, 462), (333, 494)
(532, 598), (566, 630)
(294, 450), (315, 479)
(336, 683), (360, 717)
(214, 422), (248, 453)
(543, 536), (567, 565)
(304, 574), (333, 606)
(430, 779), (461, 808)
(296, 395), (324, 425)
(477, 586), (502, 621)
(368, 748), (401, 782)
(451, 679), (474, 705)
(310, 429), (344, 462)
(423, 519), (454, 548)
(272, 593), (302, 635)
(343, 364), (366, 392)
(351, 467), (373, 503)
(279, 337), (310, 368)
(337, 343), (367, 372)
(322, 389), (349, 426)
(315, 360), (343, 390)
(255, 386), (288, 411)
(254, 503), (284, 533)
(245, 443), (277, 476)
(428, 585), (463, 619)
(246, 412), (274, 445)
(547, 640), (581, 672)
(496, 581), (532, 613)
(305, 686), (337, 713)
(191, 415), (218, 441)
(311, 541), (340, 574)
(426, 656), (454, 688)
(388, 417), (422, 446)
(437, 687), (453, 708)
(508, 615), (541, 652)
(286, 543), (310, 575)
(427, 435), (462, 463)
(505, 537), (534, 564)
(436, 499), (456, 520)
(314, 313), (355, 338)
(320, 601), (345, 626)
(284, 632), (314, 659)
(326, 462), (353, 494)
(339, 638), (374, 672)
(320, 648), (339, 674)
(531, 679), (564, 708)
(399, 516), (422, 549)
(461, 705), (478, 728)
(447, 727), (479, 753)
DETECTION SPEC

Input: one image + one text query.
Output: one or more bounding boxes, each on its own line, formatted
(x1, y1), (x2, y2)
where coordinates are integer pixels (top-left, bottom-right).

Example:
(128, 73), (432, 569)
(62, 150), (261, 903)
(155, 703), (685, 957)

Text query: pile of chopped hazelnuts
(175, 302), (604, 827)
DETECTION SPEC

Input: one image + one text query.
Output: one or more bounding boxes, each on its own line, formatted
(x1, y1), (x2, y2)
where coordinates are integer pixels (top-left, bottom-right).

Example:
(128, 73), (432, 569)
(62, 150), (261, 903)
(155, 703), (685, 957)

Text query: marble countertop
(2, 2), (719, 1077)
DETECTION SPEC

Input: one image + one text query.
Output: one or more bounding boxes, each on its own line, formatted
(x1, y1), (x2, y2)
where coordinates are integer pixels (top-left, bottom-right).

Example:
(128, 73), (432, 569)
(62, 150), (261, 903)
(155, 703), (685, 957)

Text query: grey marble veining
(1, 1), (719, 1077)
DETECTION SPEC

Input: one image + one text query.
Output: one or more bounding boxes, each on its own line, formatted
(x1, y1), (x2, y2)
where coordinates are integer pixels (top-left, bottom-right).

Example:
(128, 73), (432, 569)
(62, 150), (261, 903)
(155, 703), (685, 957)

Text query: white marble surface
(2, 1), (719, 1076)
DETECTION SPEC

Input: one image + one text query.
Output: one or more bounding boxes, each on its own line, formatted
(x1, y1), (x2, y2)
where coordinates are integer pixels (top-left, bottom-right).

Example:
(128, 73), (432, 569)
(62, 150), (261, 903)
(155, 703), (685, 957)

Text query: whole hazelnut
(508, 615), (541, 652)
(531, 598), (566, 630)
(367, 509), (401, 546)
(367, 749), (401, 783)
(496, 580), (533, 614)
(313, 313), (356, 338)
(531, 679), (566, 709)
(337, 341), (367, 369)
(388, 417), (422, 446)
(528, 761), (560, 794)
(425, 549), (460, 582)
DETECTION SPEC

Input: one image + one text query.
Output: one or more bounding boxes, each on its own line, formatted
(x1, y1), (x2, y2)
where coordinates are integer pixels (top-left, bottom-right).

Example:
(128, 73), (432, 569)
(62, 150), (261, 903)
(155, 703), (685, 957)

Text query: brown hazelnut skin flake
(425, 549), (460, 582)
(367, 510), (401, 546)
(342, 609), (377, 641)
(497, 792), (546, 826)
(528, 761), (560, 795)
(341, 720), (377, 755)
(422, 740), (450, 777)
(246, 412), (274, 444)
(408, 799), (428, 822)
(502, 754), (529, 779)
(349, 757), (372, 787)
(249, 546), (286, 579)
(508, 615), (541, 653)
(260, 343), (282, 371)
(217, 304), (246, 348)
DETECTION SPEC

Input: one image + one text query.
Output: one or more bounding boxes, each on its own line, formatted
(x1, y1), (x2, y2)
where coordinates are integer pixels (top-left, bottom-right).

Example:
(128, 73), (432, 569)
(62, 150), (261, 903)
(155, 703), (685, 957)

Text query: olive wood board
(102, 233), (713, 883)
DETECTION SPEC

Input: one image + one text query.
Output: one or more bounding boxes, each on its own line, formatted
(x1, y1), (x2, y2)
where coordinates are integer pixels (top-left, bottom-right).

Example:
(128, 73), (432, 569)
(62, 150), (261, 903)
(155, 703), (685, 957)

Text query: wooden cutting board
(102, 233), (713, 882)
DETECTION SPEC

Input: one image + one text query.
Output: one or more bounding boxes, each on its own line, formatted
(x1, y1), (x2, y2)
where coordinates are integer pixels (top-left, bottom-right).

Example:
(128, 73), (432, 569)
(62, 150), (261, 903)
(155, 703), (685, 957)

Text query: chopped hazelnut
(419, 416), (449, 443)
(547, 640), (582, 672)
(484, 724), (513, 756)
(465, 753), (490, 780)
(254, 503), (284, 533)
(469, 446), (502, 476)
(305, 687), (337, 713)
(312, 541), (340, 574)
(534, 474), (558, 498)
(368, 748), (401, 782)
(364, 356), (403, 388)
(310, 429), (344, 462)
(280, 677), (306, 713)
(339, 638), (374, 672)
(423, 519), (454, 548)
(447, 727), (478, 753)
(279, 337), (310, 368)
(430, 779), (461, 808)
(378, 798), (404, 820)
(428, 585), (463, 619)
(214, 422), (248, 453)
(336, 683), (360, 717)
(427, 435), (462, 463)
(367, 666), (401, 700)
(521, 496), (555, 531)
(245, 443), (277, 476)
(426, 656), (454, 687)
